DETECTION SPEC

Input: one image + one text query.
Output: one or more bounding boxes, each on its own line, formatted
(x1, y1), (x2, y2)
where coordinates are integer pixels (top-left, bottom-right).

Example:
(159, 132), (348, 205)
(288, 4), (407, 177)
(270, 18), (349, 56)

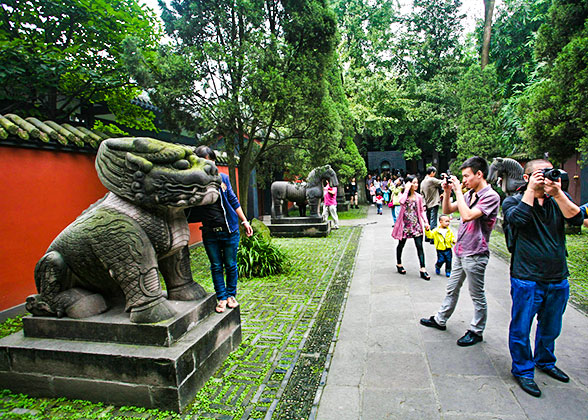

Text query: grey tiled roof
(0, 113), (231, 165)
(0, 113), (108, 149)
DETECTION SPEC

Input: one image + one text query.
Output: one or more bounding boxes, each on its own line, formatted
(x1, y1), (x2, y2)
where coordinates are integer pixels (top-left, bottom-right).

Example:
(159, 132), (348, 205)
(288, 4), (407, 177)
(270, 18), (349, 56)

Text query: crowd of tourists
(194, 151), (587, 399)
(363, 156), (588, 399)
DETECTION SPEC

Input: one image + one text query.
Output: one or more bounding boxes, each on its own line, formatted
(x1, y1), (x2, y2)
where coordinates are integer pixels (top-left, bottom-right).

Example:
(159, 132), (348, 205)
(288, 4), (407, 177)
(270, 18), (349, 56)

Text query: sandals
(396, 265), (406, 275)
(216, 297), (239, 313)
(420, 271), (431, 281)
(215, 300), (227, 313)
(227, 296), (239, 308)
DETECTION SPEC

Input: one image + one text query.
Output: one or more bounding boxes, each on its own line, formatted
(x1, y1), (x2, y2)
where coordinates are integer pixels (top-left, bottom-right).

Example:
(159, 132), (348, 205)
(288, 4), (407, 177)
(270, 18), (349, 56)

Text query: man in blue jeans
(502, 159), (583, 397)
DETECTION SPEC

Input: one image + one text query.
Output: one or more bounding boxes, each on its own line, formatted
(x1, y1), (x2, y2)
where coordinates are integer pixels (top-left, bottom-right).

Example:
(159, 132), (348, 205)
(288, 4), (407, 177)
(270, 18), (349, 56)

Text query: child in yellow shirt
(425, 214), (456, 277)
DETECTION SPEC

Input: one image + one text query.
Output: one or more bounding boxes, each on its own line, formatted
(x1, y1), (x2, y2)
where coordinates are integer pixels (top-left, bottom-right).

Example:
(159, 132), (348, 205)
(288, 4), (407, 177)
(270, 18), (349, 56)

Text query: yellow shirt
(425, 226), (456, 251)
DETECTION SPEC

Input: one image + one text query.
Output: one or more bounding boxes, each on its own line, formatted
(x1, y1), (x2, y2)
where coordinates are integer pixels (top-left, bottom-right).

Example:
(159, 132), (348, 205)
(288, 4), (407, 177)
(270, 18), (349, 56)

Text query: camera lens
(542, 168), (561, 181)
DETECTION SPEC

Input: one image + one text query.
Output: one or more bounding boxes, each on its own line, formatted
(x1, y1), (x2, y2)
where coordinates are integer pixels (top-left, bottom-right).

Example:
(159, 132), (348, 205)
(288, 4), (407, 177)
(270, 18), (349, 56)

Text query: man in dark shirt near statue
(502, 159), (583, 397)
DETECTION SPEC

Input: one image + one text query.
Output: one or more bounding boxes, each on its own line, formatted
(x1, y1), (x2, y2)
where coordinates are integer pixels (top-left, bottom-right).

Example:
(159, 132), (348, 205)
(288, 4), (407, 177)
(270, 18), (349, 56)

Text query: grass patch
(337, 204), (368, 219)
(0, 315), (23, 340)
(566, 226), (588, 313)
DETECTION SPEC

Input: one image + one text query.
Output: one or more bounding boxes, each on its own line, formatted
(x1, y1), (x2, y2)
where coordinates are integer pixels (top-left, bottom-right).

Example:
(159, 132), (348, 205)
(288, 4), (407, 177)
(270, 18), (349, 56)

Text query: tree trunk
(481, 0), (495, 69)
(237, 160), (251, 217)
(224, 133), (239, 208)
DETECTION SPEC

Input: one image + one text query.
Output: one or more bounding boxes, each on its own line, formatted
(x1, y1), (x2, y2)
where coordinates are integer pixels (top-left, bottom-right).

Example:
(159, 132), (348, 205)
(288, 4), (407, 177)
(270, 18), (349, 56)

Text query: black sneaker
(457, 330), (483, 347)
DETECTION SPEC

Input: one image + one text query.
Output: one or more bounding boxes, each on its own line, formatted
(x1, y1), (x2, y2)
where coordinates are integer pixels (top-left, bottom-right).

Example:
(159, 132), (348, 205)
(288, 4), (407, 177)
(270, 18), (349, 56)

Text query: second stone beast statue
(26, 138), (221, 323)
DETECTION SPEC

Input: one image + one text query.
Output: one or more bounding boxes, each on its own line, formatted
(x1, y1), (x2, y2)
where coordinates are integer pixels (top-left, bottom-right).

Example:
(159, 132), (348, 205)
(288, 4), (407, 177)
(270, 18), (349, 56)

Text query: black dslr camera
(540, 168), (562, 181)
(539, 168), (569, 191)
(441, 170), (452, 184)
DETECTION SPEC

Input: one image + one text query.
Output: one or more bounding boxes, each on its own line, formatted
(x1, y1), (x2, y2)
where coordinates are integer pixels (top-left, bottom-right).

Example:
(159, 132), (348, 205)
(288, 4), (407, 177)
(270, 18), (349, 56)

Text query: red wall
(0, 147), (238, 311)
(0, 147), (107, 310)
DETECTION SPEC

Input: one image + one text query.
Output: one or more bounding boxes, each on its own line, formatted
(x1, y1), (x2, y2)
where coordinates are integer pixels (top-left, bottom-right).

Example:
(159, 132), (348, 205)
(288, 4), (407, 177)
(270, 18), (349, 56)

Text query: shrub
(238, 219), (288, 278)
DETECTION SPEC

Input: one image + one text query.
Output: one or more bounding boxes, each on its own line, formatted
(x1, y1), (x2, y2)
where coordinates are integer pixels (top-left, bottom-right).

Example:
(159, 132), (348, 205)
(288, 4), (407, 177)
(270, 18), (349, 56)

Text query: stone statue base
(268, 216), (331, 237)
(0, 295), (241, 412)
(337, 201), (350, 212)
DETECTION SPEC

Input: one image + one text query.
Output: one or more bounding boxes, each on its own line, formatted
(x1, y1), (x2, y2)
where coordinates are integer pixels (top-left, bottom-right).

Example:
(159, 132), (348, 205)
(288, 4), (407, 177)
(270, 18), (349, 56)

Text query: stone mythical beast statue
(487, 157), (525, 196)
(26, 138), (221, 323)
(271, 165), (338, 218)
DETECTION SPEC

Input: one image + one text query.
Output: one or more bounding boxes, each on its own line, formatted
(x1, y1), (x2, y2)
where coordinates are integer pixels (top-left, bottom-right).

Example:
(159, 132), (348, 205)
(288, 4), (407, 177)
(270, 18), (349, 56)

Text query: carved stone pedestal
(0, 295), (241, 412)
(268, 216), (331, 237)
(337, 201), (350, 212)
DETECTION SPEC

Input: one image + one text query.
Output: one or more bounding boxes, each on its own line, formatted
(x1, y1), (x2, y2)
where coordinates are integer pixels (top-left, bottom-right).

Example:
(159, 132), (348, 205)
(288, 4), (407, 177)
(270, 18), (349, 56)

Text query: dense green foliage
(335, 0), (472, 165)
(340, 0), (588, 168)
(455, 64), (503, 161)
(515, 0), (588, 164)
(0, 0), (159, 130)
(483, 0), (550, 95)
(0, 314), (22, 339)
(2, 0), (587, 190)
(125, 0), (365, 209)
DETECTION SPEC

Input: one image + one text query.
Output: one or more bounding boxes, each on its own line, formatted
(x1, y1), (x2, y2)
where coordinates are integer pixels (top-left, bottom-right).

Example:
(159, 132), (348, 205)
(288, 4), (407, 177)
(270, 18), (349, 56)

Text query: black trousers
(397, 235), (425, 268)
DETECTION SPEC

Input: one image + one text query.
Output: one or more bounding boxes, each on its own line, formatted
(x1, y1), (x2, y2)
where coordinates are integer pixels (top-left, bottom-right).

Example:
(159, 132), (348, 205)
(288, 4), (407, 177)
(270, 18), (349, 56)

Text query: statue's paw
(25, 294), (54, 316)
(130, 298), (175, 324)
(167, 281), (207, 301)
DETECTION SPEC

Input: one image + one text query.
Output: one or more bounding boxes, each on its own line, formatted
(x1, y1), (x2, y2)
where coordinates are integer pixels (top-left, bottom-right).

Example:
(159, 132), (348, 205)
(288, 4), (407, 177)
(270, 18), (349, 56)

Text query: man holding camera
(502, 159), (583, 397)
(420, 156), (500, 346)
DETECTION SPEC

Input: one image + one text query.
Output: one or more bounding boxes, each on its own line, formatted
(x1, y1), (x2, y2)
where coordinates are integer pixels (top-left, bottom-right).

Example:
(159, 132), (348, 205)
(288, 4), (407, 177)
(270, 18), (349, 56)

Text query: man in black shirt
(502, 159), (583, 397)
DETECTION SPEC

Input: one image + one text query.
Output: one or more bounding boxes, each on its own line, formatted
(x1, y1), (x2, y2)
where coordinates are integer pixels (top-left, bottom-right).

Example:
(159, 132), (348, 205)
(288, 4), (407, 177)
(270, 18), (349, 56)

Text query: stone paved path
(317, 205), (588, 420)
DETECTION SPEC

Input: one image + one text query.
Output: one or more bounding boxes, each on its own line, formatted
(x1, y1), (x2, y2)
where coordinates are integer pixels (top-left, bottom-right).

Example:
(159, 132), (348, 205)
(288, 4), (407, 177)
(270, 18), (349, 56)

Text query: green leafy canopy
(0, 0), (160, 129)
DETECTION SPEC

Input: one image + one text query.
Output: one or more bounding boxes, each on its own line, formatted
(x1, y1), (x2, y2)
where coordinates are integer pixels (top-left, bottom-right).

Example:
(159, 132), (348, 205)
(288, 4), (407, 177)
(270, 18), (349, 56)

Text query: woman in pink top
(322, 180), (339, 229)
(391, 175), (430, 280)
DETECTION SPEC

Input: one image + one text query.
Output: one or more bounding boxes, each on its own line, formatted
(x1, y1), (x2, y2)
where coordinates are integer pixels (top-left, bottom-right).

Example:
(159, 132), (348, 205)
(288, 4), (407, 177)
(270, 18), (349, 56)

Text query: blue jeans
(202, 230), (240, 301)
(436, 249), (452, 274)
(509, 277), (569, 378)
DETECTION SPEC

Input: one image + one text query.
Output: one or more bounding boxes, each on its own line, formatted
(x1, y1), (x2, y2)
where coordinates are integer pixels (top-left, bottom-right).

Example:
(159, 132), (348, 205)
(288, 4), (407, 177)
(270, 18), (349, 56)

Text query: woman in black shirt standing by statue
(187, 146), (253, 313)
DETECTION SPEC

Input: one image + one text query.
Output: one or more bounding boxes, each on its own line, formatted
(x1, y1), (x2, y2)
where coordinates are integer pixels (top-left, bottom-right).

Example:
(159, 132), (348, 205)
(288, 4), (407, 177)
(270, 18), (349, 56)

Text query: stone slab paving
(318, 206), (588, 420)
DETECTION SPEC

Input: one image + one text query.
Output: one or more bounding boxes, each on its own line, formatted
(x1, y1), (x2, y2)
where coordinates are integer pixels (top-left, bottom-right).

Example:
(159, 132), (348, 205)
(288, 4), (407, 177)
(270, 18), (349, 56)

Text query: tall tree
(399, 0), (466, 81)
(0, 0), (159, 129)
(516, 0), (588, 163)
(331, 0), (397, 71)
(481, 0), (496, 68)
(455, 63), (503, 162)
(127, 0), (340, 211)
(481, 0), (550, 95)
(335, 0), (467, 168)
